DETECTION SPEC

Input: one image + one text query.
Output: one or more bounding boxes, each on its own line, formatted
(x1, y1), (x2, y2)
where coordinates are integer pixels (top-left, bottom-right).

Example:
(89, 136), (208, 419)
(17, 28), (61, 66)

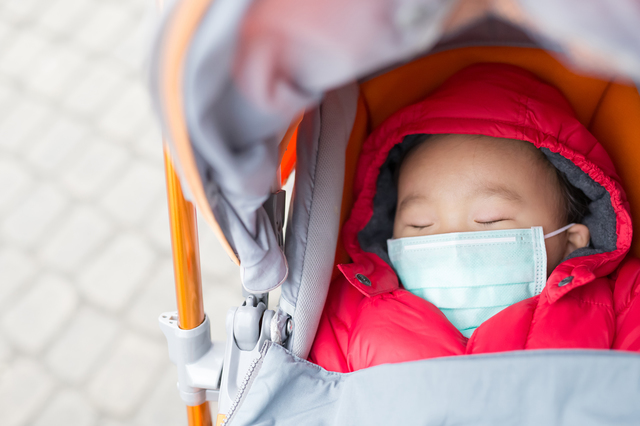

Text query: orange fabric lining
(361, 47), (611, 130)
(280, 128), (298, 186)
(335, 46), (640, 265)
(589, 82), (640, 258)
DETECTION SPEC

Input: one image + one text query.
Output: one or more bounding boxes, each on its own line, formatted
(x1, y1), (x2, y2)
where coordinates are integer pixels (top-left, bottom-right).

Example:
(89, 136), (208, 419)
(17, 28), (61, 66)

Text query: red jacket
(309, 63), (640, 373)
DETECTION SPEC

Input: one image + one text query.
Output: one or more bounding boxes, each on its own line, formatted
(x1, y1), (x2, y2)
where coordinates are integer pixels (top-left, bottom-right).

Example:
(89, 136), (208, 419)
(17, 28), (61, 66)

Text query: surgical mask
(387, 224), (574, 338)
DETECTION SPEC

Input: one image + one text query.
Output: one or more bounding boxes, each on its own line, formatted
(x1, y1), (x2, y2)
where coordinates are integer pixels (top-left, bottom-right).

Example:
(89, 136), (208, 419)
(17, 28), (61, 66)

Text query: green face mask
(387, 225), (573, 338)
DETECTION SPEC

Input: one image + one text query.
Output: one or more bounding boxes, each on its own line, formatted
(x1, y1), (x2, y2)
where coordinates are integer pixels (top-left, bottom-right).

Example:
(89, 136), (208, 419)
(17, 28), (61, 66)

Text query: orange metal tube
(163, 145), (212, 426)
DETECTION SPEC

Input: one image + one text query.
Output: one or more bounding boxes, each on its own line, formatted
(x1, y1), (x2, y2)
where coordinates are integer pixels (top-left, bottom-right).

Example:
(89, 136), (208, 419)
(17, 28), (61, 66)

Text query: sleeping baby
(310, 63), (640, 372)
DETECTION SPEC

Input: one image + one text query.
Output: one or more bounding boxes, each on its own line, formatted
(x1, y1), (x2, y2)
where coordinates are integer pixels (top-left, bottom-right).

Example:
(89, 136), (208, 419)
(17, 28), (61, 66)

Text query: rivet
(286, 318), (293, 335)
(558, 276), (574, 287)
(356, 273), (372, 286)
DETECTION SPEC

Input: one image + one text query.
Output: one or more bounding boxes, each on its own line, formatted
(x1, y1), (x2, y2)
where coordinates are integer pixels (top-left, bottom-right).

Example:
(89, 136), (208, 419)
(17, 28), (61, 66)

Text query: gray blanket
(230, 342), (640, 426)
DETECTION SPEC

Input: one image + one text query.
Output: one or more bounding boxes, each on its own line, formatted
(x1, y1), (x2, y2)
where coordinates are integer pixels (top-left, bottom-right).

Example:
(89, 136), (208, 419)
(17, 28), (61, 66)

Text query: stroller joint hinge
(217, 297), (276, 417)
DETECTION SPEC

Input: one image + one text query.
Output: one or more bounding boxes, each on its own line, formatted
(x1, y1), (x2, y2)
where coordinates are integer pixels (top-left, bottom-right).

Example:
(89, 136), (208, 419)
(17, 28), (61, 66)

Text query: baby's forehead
(411, 133), (541, 155)
(402, 134), (551, 174)
(398, 134), (560, 200)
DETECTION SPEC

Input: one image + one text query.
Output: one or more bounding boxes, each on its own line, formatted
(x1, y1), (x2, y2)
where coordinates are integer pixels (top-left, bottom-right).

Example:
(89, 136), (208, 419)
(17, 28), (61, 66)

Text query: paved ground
(0, 1), (252, 424)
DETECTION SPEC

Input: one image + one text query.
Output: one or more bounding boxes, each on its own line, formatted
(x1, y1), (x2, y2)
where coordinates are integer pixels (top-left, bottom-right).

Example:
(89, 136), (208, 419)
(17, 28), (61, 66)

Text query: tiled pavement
(0, 1), (253, 424)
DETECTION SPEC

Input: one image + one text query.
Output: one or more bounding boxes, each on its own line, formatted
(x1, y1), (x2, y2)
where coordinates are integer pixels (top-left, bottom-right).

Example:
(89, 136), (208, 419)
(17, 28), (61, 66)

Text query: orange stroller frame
(153, 1), (640, 425)
(162, 134), (296, 426)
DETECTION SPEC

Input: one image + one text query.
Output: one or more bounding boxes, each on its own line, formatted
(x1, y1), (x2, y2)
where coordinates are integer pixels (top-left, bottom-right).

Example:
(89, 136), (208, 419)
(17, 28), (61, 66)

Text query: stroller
(149, 0), (640, 424)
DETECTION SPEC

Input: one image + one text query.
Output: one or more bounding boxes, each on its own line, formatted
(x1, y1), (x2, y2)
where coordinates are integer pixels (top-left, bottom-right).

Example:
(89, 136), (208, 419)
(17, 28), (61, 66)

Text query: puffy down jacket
(309, 63), (640, 373)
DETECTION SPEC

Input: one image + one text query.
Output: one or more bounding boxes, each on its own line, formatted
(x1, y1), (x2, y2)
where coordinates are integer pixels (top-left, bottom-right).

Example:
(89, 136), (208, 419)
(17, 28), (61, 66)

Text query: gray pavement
(0, 1), (249, 424)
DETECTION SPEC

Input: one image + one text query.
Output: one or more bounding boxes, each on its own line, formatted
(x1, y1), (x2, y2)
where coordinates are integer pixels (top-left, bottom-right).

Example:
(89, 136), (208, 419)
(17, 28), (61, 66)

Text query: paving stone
(1, 183), (67, 247)
(38, 0), (91, 36)
(37, 205), (113, 272)
(78, 234), (155, 311)
(143, 198), (171, 254)
(0, 30), (51, 78)
(100, 162), (164, 226)
(198, 219), (241, 283)
(127, 261), (176, 339)
(74, 3), (133, 52)
(88, 333), (164, 417)
(1, 0), (43, 24)
(33, 389), (98, 426)
(0, 19), (10, 48)
(61, 138), (128, 199)
(0, 359), (54, 426)
(25, 117), (87, 174)
(134, 366), (187, 426)
(0, 248), (36, 308)
(0, 78), (18, 115)
(26, 43), (87, 99)
(0, 335), (12, 372)
(0, 98), (53, 153)
(46, 307), (119, 385)
(112, 9), (149, 72)
(0, 159), (33, 216)
(2, 274), (78, 354)
(99, 420), (131, 426)
(132, 122), (163, 164)
(63, 59), (126, 116)
(99, 83), (151, 141)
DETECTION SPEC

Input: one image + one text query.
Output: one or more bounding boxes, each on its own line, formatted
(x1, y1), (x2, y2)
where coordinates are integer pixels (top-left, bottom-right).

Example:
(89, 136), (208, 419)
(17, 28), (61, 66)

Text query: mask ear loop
(544, 223), (576, 239)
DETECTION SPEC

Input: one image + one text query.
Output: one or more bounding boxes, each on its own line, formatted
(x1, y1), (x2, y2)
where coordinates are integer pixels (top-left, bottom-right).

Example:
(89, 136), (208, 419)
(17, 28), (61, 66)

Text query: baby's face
(393, 134), (568, 273)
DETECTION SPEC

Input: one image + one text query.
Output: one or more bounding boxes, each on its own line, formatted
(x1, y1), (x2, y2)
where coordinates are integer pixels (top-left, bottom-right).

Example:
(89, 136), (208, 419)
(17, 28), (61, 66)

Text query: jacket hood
(339, 63), (633, 304)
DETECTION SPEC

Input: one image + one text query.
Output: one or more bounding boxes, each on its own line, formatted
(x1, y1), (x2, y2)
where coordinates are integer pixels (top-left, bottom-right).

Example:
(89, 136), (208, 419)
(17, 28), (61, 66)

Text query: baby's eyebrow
(397, 194), (427, 211)
(478, 184), (523, 202)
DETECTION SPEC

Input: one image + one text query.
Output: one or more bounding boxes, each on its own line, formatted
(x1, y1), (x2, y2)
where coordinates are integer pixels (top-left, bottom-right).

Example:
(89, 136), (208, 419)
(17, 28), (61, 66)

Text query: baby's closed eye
(475, 218), (512, 226)
(410, 224), (433, 230)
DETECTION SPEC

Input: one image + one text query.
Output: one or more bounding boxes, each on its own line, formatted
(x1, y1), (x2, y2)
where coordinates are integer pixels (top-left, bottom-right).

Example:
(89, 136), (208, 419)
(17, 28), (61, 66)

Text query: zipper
(221, 340), (271, 426)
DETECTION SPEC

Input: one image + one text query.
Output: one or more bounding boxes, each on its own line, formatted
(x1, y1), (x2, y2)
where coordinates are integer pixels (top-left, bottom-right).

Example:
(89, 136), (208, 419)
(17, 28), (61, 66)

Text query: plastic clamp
(159, 312), (225, 406)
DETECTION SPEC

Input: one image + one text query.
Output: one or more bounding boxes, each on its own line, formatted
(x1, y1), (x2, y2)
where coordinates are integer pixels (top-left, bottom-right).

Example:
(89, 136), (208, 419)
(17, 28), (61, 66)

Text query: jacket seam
(614, 290), (639, 316)
(562, 294), (614, 309)
(613, 262), (640, 315)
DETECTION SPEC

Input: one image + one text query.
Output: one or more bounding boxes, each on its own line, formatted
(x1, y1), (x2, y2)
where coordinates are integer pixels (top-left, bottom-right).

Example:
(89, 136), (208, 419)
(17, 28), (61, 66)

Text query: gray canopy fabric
(150, 0), (640, 356)
(228, 342), (640, 426)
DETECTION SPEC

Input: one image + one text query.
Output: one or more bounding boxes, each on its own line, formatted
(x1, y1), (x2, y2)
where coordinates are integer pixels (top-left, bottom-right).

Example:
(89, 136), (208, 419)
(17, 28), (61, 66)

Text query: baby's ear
(563, 224), (590, 258)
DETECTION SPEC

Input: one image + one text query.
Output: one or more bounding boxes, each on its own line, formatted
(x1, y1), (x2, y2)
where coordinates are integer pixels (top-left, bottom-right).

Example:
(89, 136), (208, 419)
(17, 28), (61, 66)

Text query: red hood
(339, 63), (633, 304)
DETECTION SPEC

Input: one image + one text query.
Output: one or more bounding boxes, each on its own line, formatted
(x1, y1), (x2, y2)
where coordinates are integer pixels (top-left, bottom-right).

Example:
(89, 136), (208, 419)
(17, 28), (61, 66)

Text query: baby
(310, 63), (640, 373)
